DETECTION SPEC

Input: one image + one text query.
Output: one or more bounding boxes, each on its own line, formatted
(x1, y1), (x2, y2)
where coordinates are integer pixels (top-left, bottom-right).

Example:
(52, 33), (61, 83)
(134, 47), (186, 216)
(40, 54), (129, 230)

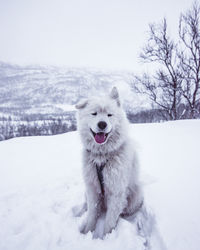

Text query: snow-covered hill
(0, 120), (200, 250)
(0, 61), (149, 116)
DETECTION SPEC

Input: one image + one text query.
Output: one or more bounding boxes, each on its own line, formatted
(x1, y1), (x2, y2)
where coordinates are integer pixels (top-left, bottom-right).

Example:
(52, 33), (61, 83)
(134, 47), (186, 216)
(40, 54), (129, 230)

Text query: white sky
(0, 0), (195, 71)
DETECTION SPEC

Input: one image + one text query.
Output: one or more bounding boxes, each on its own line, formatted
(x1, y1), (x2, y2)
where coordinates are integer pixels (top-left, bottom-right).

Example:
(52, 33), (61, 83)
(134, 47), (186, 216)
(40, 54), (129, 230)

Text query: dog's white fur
(75, 87), (143, 236)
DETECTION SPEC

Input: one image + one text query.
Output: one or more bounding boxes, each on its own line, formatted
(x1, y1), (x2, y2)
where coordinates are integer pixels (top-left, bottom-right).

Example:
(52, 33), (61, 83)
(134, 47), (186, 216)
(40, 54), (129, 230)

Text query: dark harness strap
(96, 164), (105, 195)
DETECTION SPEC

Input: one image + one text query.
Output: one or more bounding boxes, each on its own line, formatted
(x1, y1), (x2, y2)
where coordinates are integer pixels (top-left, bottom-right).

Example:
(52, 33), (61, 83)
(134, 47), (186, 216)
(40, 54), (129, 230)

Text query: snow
(54, 104), (76, 112)
(0, 120), (200, 250)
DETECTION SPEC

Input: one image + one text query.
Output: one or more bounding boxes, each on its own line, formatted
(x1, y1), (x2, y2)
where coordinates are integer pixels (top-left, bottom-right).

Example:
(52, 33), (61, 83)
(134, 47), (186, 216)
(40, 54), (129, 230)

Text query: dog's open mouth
(90, 129), (109, 144)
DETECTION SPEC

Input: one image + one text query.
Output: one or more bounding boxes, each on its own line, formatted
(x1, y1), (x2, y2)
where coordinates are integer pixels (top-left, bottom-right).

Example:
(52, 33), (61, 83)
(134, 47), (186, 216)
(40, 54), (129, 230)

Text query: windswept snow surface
(0, 120), (200, 250)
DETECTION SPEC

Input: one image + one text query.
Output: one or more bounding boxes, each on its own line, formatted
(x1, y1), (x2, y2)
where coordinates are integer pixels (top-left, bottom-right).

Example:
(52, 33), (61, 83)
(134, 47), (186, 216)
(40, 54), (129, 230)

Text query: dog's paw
(80, 220), (96, 234)
(103, 216), (117, 236)
(103, 223), (115, 236)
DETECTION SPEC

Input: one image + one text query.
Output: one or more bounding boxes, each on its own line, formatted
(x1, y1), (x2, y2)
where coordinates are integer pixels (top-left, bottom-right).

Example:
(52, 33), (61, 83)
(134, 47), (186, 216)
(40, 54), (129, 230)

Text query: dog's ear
(109, 87), (120, 106)
(75, 99), (88, 109)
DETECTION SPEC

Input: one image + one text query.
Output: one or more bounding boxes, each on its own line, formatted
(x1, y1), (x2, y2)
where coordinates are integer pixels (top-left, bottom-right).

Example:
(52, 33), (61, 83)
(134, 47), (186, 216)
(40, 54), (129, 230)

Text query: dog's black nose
(98, 121), (107, 130)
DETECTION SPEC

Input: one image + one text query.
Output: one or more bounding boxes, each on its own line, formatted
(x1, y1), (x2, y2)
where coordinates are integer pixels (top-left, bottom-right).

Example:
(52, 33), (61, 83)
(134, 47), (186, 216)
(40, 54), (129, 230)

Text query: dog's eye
(108, 114), (113, 117)
(91, 112), (97, 116)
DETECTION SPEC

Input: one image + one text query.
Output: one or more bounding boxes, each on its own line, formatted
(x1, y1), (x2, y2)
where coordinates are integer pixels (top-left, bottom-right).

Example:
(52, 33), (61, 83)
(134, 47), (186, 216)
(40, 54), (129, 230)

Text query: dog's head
(76, 87), (128, 151)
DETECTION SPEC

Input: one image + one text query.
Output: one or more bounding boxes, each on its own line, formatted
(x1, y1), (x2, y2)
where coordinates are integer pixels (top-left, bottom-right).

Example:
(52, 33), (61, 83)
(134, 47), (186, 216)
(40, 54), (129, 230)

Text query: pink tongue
(95, 133), (106, 144)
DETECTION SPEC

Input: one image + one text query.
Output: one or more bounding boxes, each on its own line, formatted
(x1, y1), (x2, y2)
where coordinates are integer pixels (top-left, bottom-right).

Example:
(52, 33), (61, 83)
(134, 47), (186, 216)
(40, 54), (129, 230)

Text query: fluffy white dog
(75, 87), (143, 236)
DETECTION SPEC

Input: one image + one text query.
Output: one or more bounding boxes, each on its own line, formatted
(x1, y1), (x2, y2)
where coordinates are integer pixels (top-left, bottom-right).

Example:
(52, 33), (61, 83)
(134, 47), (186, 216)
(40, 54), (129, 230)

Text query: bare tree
(178, 2), (200, 118)
(133, 19), (182, 120)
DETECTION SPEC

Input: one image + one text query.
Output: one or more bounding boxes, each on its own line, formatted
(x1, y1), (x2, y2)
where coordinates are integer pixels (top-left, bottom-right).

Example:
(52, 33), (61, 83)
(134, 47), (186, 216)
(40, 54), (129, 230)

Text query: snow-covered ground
(0, 120), (200, 250)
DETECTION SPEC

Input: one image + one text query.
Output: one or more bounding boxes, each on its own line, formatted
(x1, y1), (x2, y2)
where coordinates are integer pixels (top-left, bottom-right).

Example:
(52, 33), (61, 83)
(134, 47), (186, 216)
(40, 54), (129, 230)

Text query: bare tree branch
(178, 1), (200, 118)
(135, 18), (182, 120)
(131, 2), (200, 120)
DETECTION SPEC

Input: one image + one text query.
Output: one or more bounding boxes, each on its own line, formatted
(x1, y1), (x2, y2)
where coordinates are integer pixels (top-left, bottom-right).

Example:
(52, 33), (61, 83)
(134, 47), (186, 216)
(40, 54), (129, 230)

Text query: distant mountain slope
(0, 61), (150, 116)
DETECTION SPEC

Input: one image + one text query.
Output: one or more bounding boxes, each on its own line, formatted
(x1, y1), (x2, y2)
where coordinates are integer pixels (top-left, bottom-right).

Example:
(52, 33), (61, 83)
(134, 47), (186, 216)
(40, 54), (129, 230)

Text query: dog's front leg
(103, 166), (128, 235)
(81, 161), (101, 234)
(80, 185), (100, 234)
(104, 192), (126, 235)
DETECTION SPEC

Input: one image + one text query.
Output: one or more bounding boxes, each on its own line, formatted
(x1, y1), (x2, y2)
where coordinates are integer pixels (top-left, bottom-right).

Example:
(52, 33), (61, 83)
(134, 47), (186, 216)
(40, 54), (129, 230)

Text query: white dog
(75, 87), (143, 236)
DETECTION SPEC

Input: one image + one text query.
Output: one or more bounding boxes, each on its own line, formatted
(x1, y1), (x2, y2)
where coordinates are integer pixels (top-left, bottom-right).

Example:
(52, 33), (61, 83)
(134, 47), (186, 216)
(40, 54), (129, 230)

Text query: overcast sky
(0, 0), (195, 71)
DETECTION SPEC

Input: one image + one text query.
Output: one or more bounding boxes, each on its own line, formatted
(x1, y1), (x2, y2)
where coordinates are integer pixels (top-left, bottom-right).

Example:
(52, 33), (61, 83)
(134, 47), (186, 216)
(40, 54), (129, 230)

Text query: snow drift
(0, 120), (200, 250)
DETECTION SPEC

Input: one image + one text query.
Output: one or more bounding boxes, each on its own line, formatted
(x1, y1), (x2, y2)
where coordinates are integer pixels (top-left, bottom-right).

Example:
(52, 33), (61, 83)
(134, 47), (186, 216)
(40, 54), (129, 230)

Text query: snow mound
(0, 120), (200, 250)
